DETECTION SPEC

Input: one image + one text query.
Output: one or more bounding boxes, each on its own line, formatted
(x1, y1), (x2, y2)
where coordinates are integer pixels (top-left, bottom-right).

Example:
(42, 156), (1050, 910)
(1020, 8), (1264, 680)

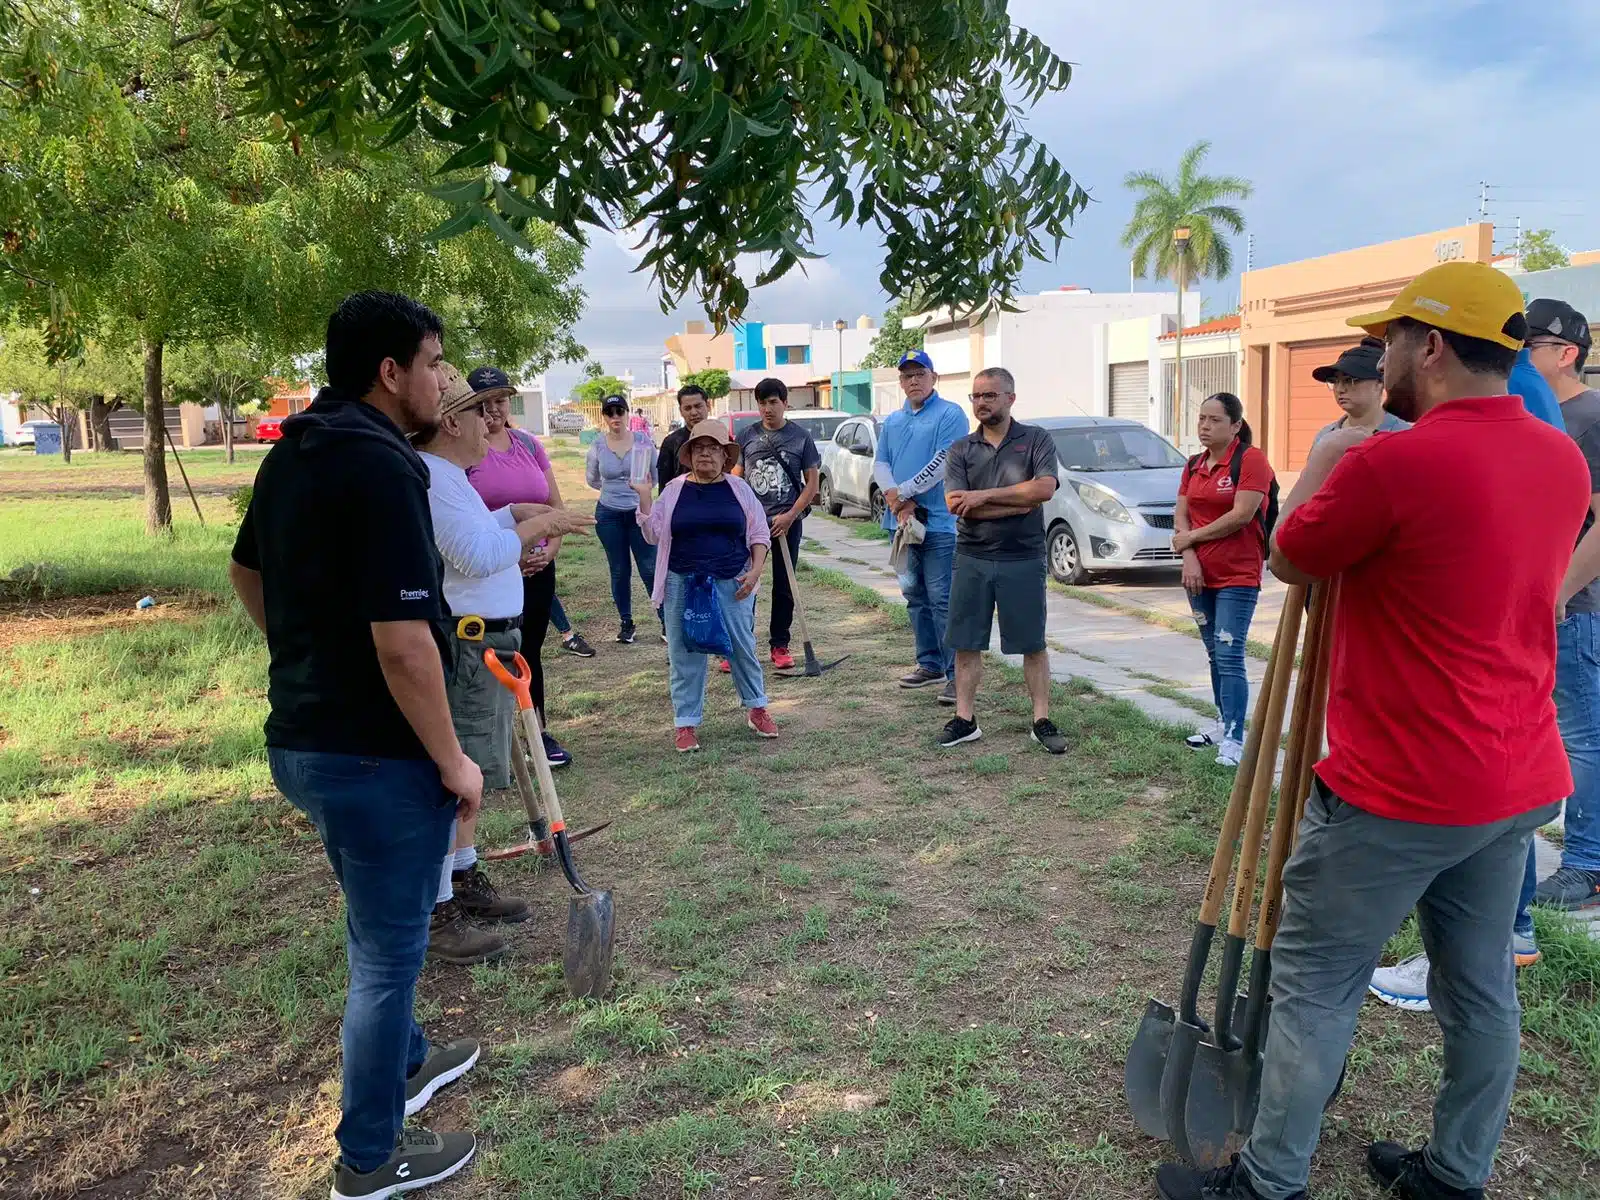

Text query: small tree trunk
(223, 400), (235, 464)
(55, 403), (73, 463)
(89, 396), (119, 451)
(142, 338), (173, 534)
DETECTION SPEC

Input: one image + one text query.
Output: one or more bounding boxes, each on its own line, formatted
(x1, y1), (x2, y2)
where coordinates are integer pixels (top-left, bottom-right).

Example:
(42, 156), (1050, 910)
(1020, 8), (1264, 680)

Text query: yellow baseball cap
(1347, 260), (1528, 350)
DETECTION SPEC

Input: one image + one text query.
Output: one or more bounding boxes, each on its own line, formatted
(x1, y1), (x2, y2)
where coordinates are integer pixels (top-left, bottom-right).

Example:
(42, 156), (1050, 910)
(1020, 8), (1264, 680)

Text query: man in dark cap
(1525, 298), (1600, 911)
(1310, 337), (1410, 448)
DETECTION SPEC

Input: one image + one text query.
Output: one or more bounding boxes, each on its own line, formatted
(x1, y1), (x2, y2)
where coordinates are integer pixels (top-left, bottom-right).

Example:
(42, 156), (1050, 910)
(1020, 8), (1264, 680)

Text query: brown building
(1240, 222), (1495, 473)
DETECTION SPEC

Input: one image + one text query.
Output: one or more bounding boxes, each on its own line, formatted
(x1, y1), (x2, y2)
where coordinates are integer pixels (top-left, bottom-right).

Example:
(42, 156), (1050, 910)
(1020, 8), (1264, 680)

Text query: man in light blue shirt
(874, 349), (970, 701)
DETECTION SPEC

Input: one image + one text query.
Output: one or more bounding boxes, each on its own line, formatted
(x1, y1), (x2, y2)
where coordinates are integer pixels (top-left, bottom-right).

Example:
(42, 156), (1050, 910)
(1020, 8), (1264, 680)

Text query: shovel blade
(1124, 997), (1176, 1139)
(1182, 992), (1253, 1168)
(563, 889), (615, 1000)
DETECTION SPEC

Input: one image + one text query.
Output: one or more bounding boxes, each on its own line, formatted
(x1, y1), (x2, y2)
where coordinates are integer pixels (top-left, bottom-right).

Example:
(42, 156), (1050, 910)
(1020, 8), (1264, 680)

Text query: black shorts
(945, 554), (1048, 656)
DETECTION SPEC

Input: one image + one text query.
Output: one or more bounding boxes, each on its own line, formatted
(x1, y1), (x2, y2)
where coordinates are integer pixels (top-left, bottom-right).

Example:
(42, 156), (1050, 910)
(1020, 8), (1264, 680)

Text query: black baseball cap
(600, 394), (629, 415)
(464, 365), (516, 404)
(1526, 298), (1591, 350)
(1312, 337), (1385, 383)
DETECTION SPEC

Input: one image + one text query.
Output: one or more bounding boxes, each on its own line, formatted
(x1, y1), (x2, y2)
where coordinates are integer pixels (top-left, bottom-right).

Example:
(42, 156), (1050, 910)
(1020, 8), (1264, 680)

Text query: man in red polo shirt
(1154, 261), (1589, 1200)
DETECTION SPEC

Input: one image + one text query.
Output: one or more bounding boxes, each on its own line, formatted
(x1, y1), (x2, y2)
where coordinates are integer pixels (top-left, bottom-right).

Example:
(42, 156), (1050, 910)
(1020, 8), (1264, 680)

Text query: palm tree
(1122, 141), (1252, 438)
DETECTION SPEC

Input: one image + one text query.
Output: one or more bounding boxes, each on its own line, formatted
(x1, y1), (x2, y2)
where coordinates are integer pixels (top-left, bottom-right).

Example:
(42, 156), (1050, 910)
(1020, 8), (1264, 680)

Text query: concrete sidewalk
(804, 515), (1593, 943)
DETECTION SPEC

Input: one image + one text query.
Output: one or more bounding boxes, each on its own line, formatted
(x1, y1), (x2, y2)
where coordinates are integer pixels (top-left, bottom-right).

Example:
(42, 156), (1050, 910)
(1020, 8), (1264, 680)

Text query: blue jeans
(1516, 843), (1537, 937)
(1554, 610), (1600, 872)
(268, 749), (456, 1172)
(1188, 585), (1260, 743)
(549, 593), (571, 635)
(897, 530), (956, 678)
(594, 503), (658, 625)
(664, 571), (767, 725)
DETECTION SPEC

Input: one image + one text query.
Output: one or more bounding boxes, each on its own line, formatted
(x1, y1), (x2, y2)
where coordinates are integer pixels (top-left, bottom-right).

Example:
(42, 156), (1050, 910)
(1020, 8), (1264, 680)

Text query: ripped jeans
(1188, 585), (1260, 745)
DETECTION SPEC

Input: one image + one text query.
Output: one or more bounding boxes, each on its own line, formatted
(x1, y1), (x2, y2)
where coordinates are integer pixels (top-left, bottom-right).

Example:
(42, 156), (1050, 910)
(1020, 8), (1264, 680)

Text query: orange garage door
(1285, 339), (1361, 470)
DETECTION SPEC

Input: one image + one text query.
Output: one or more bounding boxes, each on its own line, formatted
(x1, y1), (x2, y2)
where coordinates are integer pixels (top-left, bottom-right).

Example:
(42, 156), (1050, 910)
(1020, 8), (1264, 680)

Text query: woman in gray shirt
(586, 394), (661, 642)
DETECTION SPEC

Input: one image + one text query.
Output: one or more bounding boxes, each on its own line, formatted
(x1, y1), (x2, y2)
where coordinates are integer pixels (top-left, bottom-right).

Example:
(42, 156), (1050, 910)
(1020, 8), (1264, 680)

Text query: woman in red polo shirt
(1172, 392), (1275, 767)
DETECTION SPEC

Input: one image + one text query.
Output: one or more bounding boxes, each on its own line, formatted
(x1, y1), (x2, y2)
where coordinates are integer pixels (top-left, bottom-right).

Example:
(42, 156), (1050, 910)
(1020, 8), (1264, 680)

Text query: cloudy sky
(546, 0), (1600, 401)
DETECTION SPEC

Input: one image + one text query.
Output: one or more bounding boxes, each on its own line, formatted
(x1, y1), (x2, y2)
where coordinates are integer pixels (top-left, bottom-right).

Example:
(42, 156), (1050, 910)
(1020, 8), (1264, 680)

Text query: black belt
(453, 614), (521, 641)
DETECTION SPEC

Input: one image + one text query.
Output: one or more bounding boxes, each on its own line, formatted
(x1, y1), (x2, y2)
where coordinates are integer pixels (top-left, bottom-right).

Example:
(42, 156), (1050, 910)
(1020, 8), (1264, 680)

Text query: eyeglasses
(1526, 338), (1571, 351)
(968, 391), (1007, 403)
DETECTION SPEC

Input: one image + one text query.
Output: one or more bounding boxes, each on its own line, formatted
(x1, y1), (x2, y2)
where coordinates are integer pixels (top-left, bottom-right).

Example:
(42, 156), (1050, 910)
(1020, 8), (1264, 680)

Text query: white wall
(997, 291), (1199, 422)
(0, 393), (23, 445)
(808, 325), (876, 376)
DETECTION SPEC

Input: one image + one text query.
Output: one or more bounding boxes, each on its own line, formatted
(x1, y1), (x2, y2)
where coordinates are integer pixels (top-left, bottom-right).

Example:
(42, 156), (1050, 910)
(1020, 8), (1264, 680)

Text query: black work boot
(1366, 1142), (1483, 1199)
(1156, 1155), (1301, 1200)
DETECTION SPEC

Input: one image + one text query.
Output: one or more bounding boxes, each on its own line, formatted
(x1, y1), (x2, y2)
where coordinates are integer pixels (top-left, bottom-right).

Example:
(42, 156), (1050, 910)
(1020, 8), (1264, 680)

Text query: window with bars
(510, 395), (525, 416)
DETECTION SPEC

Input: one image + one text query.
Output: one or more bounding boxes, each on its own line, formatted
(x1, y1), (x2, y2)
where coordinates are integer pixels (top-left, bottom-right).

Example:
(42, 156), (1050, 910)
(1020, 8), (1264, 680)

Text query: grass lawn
(1, 443), (1596, 1200)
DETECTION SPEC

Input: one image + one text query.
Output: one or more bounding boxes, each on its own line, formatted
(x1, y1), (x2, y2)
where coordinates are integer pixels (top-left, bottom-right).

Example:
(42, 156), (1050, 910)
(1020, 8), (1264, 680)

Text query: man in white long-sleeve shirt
(414, 365), (593, 964)
(874, 349), (971, 704)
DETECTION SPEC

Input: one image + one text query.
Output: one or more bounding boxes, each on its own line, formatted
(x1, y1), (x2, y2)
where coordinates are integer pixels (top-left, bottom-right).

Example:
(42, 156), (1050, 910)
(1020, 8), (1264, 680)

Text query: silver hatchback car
(1033, 416), (1187, 584)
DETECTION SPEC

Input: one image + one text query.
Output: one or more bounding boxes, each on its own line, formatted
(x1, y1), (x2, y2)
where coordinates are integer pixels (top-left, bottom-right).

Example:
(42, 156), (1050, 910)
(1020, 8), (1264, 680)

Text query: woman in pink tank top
(468, 368), (588, 767)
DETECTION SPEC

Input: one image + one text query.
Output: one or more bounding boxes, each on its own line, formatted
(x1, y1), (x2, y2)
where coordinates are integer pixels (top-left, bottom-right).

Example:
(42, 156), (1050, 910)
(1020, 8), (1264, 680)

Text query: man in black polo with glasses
(939, 366), (1067, 754)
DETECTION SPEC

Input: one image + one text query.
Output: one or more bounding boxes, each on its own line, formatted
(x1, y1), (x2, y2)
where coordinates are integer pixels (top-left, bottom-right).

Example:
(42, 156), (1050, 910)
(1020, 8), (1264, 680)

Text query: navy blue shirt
(668, 479), (749, 578)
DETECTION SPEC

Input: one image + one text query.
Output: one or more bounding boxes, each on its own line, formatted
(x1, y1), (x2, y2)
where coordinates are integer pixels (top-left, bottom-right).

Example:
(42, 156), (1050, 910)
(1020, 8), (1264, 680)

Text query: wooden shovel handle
(775, 533), (811, 647)
(1198, 584), (1307, 926)
(1253, 579), (1336, 947)
(1224, 587), (1306, 938)
(484, 650), (567, 831)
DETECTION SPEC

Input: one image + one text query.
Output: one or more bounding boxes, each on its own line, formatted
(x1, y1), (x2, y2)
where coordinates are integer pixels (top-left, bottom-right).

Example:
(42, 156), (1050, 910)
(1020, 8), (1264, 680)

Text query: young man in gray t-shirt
(734, 377), (819, 669)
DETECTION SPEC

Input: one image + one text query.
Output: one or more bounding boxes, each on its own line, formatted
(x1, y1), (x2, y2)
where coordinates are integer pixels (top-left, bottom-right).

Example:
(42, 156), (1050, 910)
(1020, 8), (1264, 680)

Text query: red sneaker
(717, 658), (732, 674)
(747, 707), (778, 738)
(675, 726), (700, 753)
(771, 646), (795, 671)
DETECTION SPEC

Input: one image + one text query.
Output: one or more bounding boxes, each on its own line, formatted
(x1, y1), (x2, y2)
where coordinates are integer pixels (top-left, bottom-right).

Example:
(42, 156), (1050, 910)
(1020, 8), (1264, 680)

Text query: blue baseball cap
(897, 349), (934, 372)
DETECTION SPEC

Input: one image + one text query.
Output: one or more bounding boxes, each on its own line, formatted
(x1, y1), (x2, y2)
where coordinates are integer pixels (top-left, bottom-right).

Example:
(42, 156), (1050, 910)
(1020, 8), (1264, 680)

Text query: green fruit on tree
(532, 100), (551, 128)
(606, 34), (619, 56)
(538, 8), (560, 32)
(600, 92), (616, 116)
(493, 140), (508, 167)
(882, 43), (896, 64)
(583, 0), (596, 8)
(619, 75), (633, 89)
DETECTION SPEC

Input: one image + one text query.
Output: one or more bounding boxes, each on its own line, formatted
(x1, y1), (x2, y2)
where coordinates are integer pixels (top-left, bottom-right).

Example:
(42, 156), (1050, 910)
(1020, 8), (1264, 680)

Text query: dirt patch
(0, 592), (221, 653)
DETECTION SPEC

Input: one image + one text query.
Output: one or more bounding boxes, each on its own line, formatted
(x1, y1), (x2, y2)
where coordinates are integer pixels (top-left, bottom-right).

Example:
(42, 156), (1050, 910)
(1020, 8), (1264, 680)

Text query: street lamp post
(1172, 226), (1191, 443)
(833, 318), (847, 410)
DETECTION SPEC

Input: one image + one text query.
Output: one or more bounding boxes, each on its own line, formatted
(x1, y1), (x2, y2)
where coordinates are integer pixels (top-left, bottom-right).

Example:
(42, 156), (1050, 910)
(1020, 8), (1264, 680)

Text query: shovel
(483, 650), (615, 1000)
(1231, 578), (1347, 1135)
(1125, 585), (1302, 1146)
(483, 718), (612, 862)
(1182, 583), (1327, 1167)
(772, 534), (849, 677)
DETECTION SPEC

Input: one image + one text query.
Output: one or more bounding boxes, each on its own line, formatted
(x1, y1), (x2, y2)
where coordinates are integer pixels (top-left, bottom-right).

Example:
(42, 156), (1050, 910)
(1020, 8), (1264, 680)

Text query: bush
(0, 563), (70, 602)
(229, 485), (253, 522)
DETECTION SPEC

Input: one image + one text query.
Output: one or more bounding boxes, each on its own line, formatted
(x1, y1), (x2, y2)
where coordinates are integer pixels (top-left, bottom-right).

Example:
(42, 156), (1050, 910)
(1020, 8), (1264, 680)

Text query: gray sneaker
(331, 1127), (476, 1199)
(937, 678), (957, 706)
(405, 1038), (480, 1118)
(1534, 865), (1600, 910)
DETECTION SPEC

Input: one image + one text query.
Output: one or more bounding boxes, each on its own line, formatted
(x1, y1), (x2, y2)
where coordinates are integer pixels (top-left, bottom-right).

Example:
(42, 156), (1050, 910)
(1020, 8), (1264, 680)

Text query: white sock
(453, 845), (477, 872)
(436, 855), (453, 906)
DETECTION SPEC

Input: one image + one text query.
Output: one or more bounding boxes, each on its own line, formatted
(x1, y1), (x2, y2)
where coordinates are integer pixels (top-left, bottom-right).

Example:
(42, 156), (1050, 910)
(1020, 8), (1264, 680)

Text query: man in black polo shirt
(940, 367), (1067, 754)
(229, 292), (480, 1197)
(657, 383), (710, 491)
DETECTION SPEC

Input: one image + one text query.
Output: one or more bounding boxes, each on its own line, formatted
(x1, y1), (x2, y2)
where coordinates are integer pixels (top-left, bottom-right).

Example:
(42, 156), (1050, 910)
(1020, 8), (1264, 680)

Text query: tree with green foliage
(1121, 140), (1253, 285)
(0, 325), (142, 462)
(2, 0), (585, 532)
(1519, 229), (1569, 272)
(860, 298), (926, 369)
(573, 373), (629, 407)
(679, 368), (731, 401)
(167, 342), (277, 465)
(204, 0), (1089, 327)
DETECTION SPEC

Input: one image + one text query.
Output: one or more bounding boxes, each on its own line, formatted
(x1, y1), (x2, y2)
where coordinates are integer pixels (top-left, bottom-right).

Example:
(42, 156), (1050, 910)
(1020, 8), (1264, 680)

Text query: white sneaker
(1185, 720), (1222, 750)
(1214, 738), (1243, 767)
(1369, 953), (1431, 1012)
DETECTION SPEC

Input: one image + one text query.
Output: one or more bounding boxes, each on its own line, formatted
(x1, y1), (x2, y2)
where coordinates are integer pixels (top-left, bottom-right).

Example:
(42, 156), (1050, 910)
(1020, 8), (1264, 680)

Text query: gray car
(1034, 416), (1187, 584)
(817, 414), (885, 521)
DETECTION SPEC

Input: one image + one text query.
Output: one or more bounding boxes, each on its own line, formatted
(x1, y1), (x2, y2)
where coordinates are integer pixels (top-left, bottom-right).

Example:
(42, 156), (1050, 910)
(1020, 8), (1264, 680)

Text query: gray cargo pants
(1239, 779), (1559, 1199)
